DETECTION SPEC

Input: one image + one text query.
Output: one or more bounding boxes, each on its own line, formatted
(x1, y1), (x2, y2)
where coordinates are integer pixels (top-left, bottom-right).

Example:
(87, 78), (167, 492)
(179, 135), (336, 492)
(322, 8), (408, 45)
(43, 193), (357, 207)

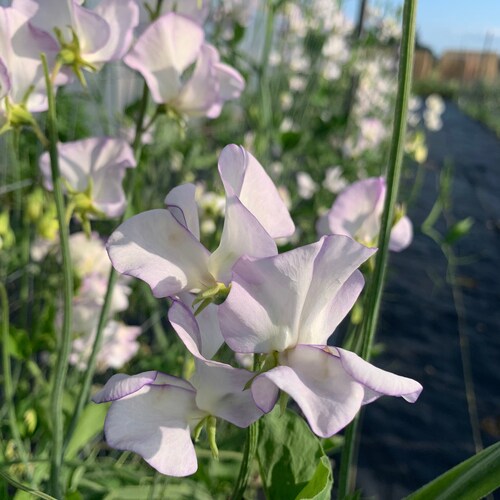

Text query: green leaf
(296, 456), (332, 500)
(102, 482), (212, 500)
(444, 217), (474, 245)
(65, 402), (109, 460)
(405, 441), (500, 500)
(0, 470), (56, 500)
(257, 408), (333, 499)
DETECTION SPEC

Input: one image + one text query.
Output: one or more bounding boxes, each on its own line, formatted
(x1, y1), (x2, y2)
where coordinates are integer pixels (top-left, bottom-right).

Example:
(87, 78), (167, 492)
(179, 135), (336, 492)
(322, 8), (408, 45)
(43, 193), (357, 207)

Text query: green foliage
(257, 408), (333, 499)
(65, 403), (109, 460)
(406, 442), (500, 500)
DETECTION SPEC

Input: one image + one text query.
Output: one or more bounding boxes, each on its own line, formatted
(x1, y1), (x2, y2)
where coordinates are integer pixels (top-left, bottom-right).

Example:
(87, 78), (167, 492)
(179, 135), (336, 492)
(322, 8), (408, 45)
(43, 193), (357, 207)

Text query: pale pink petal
(93, 370), (195, 403)
(219, 236), (374, 353)
(218, 145), (295, 239)
(39, 137), (136, 218)
(106, 209), (215, 298)
(124, 13), (204, 104)
(305, 270), (365, 345)
(0, 7), (59, 111)
(92, 371), (158, 402)
(88, 0), (139, 63)
(298, 237), (374, 344)
(206, 59), (245, 118)
(173, 44), (219, 117)
(103, 383), (201, 476)
(389, 215), (413, 252)
(214, 63), (245, 101)
(165, 184), (200, 240)
(88, 137), (136, 216)
(328, 177), (386, 244)
(191, 358), (263, 427)
(208, 196), (277, 284)
(168, 298), (223, 360)
(252, 346), (365, 437)
(332, 347), (423, 403)
(71, 2), (111, 57)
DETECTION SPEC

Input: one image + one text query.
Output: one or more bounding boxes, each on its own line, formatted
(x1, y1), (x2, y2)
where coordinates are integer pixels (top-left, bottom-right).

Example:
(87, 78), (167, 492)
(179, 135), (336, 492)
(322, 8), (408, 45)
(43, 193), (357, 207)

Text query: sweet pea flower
(39, 137), (136, 219)
(219, 236), (423, 437)
(93, 307), (263, 476)
(107, 144), (294, 298)
(0, 7), (64, 127)
(124, 13), (245, 118)
(316, 177), (413, 252)
(13, 0), (139, 75)
(70, 320), (141, 372)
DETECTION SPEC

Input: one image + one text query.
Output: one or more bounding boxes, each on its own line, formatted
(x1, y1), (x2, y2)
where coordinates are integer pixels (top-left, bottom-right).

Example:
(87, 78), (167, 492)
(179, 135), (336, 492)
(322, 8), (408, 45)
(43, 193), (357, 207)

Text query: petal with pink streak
(103, 383), (202, 476)
(165, 183), (200, 240)
(333, 347), (423, 403)
(252, 346), (364, 437)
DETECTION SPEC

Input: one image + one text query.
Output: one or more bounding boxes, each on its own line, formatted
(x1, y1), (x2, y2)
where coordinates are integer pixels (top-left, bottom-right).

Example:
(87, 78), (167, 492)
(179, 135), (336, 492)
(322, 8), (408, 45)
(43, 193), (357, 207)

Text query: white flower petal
(165, 183), (200, 240)
(218, 145), (295, 238)
(107, 209), (215, 297)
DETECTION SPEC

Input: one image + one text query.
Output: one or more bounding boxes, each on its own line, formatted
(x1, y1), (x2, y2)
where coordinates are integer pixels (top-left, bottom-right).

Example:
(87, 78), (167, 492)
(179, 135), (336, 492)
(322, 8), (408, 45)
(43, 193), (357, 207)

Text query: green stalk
(0, 282), (32, 483)
(255, 0), (275, 160)
(231, 422), (259, 499)
(231, 355), (261, 499)
(41, 53), (74, 498)
(338, 1), (418, 496)
(63, 81), (150, 452)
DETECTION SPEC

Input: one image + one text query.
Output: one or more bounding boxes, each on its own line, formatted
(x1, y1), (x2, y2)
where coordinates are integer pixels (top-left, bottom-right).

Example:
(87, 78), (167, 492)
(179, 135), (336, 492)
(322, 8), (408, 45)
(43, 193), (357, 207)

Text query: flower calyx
(192, 282), (231, 315)
(193, 415), (219, 460)
(54, 27), (97, 87)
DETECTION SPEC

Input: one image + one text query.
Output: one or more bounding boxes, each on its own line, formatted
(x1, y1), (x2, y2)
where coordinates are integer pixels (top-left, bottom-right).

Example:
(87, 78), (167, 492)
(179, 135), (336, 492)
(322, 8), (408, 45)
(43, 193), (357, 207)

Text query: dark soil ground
(355, 101), (500, 498)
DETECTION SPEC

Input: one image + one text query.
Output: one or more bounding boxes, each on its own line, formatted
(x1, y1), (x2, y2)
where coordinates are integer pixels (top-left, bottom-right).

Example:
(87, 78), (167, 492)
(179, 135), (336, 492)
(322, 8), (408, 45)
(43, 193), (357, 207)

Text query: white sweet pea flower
(92, 307), (263, 477)
(219, 236), (423, 437)
(13, 0), (140, 75)
(39, 137), (136, 219)
(0, 6), (65, 127)
(124, 13), (244, 119)
(70, 320), (141, 372)
(317, 177), (413, 252)
(107, 145), (295, 299)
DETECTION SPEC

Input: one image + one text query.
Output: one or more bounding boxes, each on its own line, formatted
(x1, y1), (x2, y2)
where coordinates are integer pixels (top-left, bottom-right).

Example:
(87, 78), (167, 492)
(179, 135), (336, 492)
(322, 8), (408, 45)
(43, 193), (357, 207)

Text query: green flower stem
(63, 80), (151, 453)
(338, 1), (418, 497)
(0, 282), (32, 483)
(255, 1), (275, 160)
(231, 422), (259, 500)
(41, 53), (74, 499)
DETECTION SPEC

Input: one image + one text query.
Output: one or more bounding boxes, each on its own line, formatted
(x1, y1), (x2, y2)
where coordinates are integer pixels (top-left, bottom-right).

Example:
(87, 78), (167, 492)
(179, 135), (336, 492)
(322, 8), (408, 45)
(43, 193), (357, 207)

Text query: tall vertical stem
(0, 282), (32, 483)
(338, 1), (418, 496)
(41, 53), (74, 498)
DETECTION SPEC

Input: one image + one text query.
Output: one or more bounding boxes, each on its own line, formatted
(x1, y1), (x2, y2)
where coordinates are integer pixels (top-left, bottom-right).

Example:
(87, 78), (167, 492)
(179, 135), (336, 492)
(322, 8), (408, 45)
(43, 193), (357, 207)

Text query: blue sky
(343, 0), (500, 55)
